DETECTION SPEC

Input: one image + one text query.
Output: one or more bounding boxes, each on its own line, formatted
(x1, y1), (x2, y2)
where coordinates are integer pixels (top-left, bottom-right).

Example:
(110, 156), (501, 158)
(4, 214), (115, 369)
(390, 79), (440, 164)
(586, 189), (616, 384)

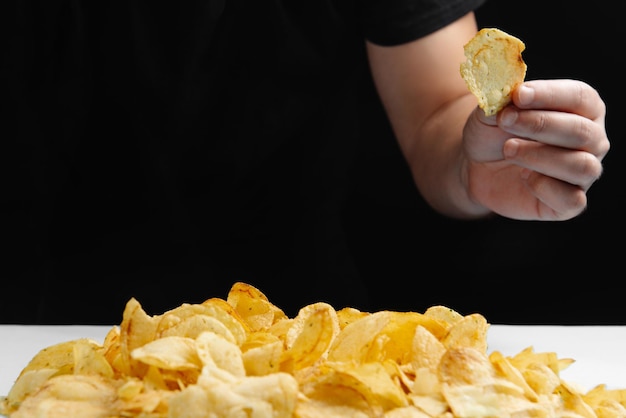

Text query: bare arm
(366, 12), (488, 218)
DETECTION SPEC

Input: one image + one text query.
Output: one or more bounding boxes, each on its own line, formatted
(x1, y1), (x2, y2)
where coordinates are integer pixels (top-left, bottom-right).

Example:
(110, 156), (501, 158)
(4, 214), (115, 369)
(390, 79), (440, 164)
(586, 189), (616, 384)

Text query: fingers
(499, 80), (610, 160)
(503, 138), (603, 191)
(499, 106), (608, 157)
(495, 79), (609, 197)
(523, 170), (589, 220)
(514, 79), (606, 122)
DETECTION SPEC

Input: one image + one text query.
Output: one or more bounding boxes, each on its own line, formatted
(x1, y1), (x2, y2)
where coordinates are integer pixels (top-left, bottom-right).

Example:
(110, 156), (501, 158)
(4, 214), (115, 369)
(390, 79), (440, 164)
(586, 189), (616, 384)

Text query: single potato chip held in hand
(460, 27), (527, 116)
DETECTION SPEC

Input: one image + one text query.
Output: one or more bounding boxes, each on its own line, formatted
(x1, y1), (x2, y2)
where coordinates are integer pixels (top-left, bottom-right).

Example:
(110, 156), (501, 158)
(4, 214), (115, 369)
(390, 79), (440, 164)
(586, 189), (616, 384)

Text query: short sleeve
(358, 0), (487, 46)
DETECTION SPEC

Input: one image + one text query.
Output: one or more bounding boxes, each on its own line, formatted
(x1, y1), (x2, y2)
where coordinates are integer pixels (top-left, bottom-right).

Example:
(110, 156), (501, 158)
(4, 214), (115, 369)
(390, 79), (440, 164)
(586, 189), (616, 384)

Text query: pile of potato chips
(2, 282), (626, 417)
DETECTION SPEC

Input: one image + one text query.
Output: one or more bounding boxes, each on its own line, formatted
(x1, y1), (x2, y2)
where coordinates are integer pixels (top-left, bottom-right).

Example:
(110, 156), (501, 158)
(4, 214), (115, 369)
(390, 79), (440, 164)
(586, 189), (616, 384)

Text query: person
(3, 0), (609, 324)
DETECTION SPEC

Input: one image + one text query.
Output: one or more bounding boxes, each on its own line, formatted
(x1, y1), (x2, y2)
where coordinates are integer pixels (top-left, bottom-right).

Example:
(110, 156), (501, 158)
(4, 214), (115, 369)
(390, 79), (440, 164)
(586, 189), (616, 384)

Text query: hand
(462, 79), (610, 220)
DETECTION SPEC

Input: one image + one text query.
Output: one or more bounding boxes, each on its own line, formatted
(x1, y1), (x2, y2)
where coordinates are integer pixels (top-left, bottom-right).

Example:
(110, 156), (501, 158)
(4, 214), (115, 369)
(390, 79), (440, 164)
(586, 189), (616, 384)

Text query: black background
(346, 0), (625, 324)
(2, 0), (624, 324)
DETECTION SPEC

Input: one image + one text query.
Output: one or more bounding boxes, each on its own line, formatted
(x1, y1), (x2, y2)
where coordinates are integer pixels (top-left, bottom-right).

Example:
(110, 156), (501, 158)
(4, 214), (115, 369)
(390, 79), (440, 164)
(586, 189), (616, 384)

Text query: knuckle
(529, 112), (548, 135)
(578, 152), (603, 181)
(566, 189), (588, 216)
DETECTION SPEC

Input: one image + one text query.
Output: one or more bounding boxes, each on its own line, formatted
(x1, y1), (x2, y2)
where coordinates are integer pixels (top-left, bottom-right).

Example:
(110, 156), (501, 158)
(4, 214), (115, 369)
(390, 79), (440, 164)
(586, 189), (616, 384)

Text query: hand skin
(366, 12), (610, 221)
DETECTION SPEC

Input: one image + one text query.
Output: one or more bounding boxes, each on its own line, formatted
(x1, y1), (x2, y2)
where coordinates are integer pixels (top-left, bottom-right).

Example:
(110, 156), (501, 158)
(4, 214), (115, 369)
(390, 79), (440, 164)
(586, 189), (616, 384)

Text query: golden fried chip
(299, 365), (392, 416)
(195, 331), (246, 377)
(167, 384), (212, 418)
(508, 346), (575, 376)
(411, 367), (442, 397)
(520, 362), (561, 395)
(443, 383), (542, 418)
(3, 338), (108, 412)
(242, 337), (283, 376)
(583, 384), (626, 418)
(328, 362), (409, 410)
(438, 347), (494, 386)
(231, 373), (299, 417)
(73, 340), (114, 378)
(329, 311), (446, 365)
(131, 336), (201, 371)
(584, 384), (626, 409)
(18, 338), (100, 378)
(3, 368), (58, 412)
(161, 313), (236, 344)
(489, 350), (538, 401)
(119, 297), (160, 377)
(4, 282), (625, 418)
(409, 394), (449, 416)
(283, 302), (340, 371)
(158, 300), (248, 346)
(423, 306), (463, 329)
(442, 313), (489, 353)
(8, 374), (118, 418)
(226, 282), (287, 332)
(460, 27), (527, 116)
(558, 381), (598, 417)
(101, 326), (122, 371)
(385, 406), (432, 418)
(411, 325), (446, 372)
(336, 307), (370, 330)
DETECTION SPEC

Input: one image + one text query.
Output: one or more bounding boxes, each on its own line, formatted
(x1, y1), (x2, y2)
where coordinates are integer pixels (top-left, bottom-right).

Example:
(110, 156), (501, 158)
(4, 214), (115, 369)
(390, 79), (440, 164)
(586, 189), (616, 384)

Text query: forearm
(365, 13), (492, 220)
(405, 93), (492, 219)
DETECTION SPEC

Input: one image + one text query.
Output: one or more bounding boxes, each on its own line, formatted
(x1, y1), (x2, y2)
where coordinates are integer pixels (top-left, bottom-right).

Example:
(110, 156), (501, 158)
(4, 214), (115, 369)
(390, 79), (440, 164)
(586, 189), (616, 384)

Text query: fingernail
(500, 108), (518, 127)
(503, 139), (519, 159)
(517, 85), (534, 106)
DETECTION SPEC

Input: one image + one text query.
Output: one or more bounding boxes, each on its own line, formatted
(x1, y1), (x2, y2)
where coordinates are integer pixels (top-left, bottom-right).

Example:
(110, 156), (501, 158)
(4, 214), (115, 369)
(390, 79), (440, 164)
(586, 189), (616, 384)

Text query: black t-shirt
(4, 0), (485, 324)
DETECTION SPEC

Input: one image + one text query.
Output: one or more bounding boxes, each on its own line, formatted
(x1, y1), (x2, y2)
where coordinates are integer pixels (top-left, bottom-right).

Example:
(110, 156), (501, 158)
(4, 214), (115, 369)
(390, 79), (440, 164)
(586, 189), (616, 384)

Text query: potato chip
(520, 362), (561, 395)
(195, 331), (246, 377)
(167, 384), (212, 418)
(282, 302), (340, 371)
(158, 299), (248, 346)
(242, 337), (283, 376)
(295, 388), (373, 418)
(226, 282), (287, 332)
(73, 340), (115, 378)
(423, 306), (463, 330)
(461, 27), (527, 116)
(3, 369), (58, 412)
(489, 350), (538, 401)
(409, 394), (449, 416)
(160, 313), (235, 343)
(584, 384), (626, 409)
(329, 361), (409, 410)
(17, 338), (100, 378)
(229, 373), (299, 417)
(131, 336), (201, 371)
(329, 310), (446, 365)
(385, 406), (432, 418)
(438, 347), (494, 386)
(508, 346), (574, 375)
(558, 381), (598, 418)
(443, 383), (543, 418)
(8, 374), (118, 418)
(298, 365), (387, 416)
(411, 325), (446, 372)
(411, 367), (442, 398)
(442, 313), (489, 353)
(119, 297), (159, 378)
(3, 281), (626, 418)
(4, 338), (110, 412)
(336, 307), (370, 330)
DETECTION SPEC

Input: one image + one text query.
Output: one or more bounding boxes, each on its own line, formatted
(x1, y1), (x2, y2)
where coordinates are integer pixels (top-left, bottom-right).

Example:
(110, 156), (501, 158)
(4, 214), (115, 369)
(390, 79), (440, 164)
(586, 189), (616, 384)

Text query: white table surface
(1, 325), (626, 397)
